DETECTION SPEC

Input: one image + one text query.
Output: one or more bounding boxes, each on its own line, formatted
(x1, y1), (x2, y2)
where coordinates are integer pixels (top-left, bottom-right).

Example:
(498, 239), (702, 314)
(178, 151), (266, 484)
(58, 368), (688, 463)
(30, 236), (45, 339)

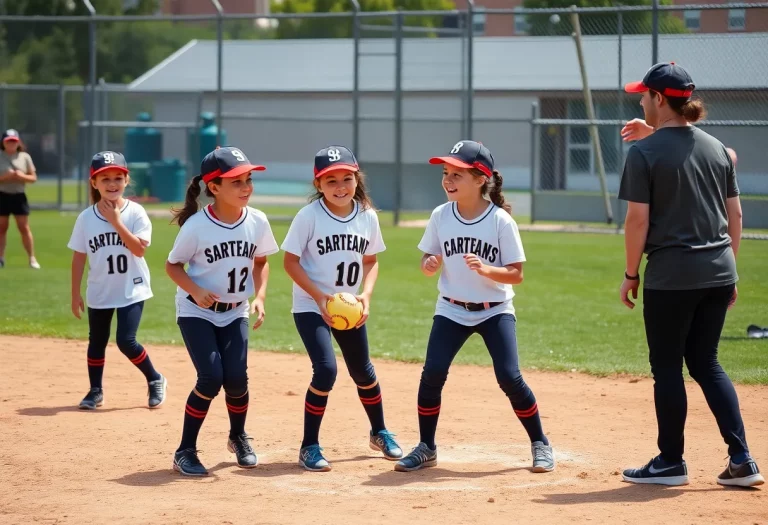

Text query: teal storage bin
(188, 112), (227, 168)
(150, 159), (187, 203)
(127, 162), (151, 197)
(125, 112), (162, 164)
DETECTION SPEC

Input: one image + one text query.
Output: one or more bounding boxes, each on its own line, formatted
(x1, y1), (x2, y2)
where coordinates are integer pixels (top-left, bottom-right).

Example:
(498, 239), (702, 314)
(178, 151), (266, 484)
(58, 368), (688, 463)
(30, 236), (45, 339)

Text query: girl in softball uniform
(395, 140), (555, 473)
(282, 145), (402, 472)
(68, 151), (166, 411)
(166, 146), (279, 476)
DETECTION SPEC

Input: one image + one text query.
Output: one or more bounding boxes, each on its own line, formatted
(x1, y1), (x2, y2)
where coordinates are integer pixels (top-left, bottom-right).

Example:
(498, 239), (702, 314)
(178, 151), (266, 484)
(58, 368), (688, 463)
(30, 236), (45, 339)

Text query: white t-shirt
(167, 205), (279, 327)
(281, 199), (386, 314)
(67, 200), (153, 309)
(418, 201), (526, 326)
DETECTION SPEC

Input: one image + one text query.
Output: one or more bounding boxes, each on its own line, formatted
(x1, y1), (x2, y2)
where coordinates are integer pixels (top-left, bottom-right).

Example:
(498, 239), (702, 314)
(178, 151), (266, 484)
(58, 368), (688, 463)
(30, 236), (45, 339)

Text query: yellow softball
(326, 292), (364, 330)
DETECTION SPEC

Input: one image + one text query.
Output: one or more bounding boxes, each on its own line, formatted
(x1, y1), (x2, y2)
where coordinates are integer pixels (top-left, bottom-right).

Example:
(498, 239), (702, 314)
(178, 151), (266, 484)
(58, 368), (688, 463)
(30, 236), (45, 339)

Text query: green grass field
(2, 210), (767, 384)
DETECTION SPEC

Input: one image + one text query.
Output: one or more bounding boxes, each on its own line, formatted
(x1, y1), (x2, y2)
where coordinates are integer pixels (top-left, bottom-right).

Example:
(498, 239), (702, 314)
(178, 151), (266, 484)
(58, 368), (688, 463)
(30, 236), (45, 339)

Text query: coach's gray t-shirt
(618, 126), (739, 290)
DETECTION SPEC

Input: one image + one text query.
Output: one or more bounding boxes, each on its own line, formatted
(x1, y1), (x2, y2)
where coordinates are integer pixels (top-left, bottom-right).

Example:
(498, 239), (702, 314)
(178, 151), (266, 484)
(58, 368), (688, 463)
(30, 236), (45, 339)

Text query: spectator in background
(0, 129), (40, 269)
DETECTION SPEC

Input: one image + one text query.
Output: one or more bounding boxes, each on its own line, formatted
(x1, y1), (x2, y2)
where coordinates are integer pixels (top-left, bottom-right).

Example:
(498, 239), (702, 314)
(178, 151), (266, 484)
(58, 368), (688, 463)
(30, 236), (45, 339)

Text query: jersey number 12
(228, 267), (249, 293)
(335, 261), (360, 287)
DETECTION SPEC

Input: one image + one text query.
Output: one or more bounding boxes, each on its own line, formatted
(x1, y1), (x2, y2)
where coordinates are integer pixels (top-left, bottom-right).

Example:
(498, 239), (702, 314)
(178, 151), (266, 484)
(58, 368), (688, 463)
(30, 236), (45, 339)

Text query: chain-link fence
(1, 3), (767, 226)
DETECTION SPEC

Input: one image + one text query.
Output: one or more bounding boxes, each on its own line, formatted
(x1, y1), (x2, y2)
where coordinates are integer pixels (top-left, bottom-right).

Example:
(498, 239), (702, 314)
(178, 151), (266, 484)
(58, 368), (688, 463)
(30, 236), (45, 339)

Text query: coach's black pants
(643, 284), (749, 463)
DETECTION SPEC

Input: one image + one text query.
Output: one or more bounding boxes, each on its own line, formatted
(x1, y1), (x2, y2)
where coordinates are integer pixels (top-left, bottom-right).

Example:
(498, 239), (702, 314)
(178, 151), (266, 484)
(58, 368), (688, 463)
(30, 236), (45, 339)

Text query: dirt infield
(1, 335), (765, 525)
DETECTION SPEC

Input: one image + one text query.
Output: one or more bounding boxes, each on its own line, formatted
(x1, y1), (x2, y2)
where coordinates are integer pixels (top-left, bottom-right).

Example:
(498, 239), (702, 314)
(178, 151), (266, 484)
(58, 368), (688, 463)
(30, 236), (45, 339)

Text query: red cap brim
(624, 81), (648, 93)
(90, 165), (129, 178)
(429, 156), (473, 169)
(3, 137), (19, 142)
(314, 163), (358, 179)
(203, 163), (265, 183)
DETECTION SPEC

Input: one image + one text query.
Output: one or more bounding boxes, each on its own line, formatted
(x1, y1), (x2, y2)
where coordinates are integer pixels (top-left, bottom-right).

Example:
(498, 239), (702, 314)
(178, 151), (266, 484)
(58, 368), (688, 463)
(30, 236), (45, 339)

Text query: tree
(271, 0), (454, 39)
(521, 0), (687, 36)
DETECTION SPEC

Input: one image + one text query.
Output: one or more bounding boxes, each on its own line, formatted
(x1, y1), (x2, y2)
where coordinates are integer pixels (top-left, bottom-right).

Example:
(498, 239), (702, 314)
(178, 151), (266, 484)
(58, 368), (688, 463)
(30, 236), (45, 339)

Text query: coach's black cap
(429, 140), (494, 178)
(90, 151), (129, 178)
(201, 146), (265, 183)
(2, 129), (20, 143)
(625, 62), (695, 99)
(314, 145), (359, 179)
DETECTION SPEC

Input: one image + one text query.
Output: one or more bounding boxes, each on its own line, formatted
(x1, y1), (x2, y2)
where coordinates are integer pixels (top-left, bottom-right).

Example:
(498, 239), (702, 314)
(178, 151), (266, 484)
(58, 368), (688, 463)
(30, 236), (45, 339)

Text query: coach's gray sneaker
(29, 257), (40, 269)
(532, 441), (555, 473)
(717, 458), (765, 488)
(394, 442), (437, 472)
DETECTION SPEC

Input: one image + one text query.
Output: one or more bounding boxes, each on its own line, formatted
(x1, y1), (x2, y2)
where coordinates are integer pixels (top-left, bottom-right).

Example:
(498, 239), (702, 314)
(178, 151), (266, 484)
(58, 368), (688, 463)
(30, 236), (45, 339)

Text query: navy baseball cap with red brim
(90, 151), (129, 178)
(201, 146), (265, 183)
(314, 146), (359, 179)
(429, 140), (494, 178)
(625, 62), (696, 98)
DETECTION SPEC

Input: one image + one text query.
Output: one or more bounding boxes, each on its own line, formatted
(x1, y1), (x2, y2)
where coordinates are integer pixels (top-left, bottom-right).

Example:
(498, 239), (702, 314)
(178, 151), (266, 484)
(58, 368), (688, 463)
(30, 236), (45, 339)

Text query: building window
(684, 10), (700, 31)
(728, 9), (746, 31)
(514, 9), (530, 35)
(473, 13), (486, 35)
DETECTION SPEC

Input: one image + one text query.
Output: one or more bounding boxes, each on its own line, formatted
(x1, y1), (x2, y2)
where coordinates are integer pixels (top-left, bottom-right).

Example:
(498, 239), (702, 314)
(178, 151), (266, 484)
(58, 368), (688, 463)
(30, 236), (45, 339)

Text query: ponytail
(172, 175), (203, 227)
(471, 168), (512, 216)
(666, 95), (707, 123)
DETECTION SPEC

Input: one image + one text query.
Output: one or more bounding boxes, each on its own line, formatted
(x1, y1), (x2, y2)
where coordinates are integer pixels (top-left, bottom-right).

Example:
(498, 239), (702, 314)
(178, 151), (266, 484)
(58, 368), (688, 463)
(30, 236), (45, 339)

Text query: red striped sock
(179, 391), (212, 450)
(358, 383), (385, 434)
(302, 388), (328, 448)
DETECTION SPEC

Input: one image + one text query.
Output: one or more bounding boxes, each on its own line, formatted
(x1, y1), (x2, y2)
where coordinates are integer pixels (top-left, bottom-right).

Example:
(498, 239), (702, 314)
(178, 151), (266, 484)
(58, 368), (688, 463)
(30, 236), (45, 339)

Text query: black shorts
(0, 192), (30, 217)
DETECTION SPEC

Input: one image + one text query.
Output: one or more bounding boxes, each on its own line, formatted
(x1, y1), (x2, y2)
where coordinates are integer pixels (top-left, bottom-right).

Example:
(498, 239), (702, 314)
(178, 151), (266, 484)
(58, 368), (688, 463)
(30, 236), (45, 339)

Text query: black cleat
(717, 458), (765, 487)
(622, 455), (689, 486)
(147, 375), (167, 409)
(79, 388), (104, 410)
(227, 433), (258, 468)
(173, 448), (208, 477)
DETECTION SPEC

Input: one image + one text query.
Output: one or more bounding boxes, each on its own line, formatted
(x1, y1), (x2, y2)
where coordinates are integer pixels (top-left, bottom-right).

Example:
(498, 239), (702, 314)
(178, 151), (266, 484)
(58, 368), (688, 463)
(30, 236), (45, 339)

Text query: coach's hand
(355, 293), (371, 328)
(191, 287), (220, 309)
(728, 286), (738, 310)
(621, 118), (654, 142)
(250, 298), (266, 330)
(71, 293), (85, 319)
(315, 294), (335, 326)
(620, 277), (640, 309)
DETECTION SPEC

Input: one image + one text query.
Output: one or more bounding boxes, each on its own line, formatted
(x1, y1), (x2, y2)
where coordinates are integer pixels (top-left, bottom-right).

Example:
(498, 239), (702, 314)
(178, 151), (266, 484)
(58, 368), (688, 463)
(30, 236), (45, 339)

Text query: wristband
(625, 272), (640, 281)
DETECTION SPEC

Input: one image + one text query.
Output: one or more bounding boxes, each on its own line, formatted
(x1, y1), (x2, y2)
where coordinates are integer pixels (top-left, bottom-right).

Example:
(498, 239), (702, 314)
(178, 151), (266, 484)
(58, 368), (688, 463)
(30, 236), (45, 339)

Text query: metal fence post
(210, 0), (224, 146)
(84, 0), (97, 210)
(467, 0), (475, 139)
(0, 85), (6, 131)
(617, 10), (626, 232)
(651, 0), (659, 65)
(58, 85), (66, 210)
(393, 11), (404, 226)
(351, 0), (361, 156)
(529, 102), (539, 224)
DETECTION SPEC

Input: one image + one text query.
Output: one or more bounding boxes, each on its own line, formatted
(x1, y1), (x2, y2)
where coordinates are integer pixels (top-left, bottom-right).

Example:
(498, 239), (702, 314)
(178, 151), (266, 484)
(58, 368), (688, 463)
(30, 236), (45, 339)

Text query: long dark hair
(652, 90), (707, 123)
(470, 168), (512, 215)
(310, 170), (375, 211)
(171, 175), (221, 226)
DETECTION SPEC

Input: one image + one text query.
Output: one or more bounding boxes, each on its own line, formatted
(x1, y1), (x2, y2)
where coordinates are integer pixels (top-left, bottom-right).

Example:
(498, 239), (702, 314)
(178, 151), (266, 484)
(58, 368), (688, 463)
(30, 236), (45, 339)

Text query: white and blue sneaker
(532, 441), (555, 473)
(623, 455), (689, 486)
(299, 444), (331, 472)
(394, 442), (437, 472)
(369, 430), (403, 460)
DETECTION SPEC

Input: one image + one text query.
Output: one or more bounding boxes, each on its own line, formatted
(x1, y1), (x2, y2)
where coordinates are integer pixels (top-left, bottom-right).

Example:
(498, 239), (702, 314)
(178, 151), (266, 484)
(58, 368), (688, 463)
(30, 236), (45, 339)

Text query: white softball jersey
(167, 205), (280, 327)
(281, 199), (386, 315)
(67, 200), (153, 309)
(418, 201), (526, 326)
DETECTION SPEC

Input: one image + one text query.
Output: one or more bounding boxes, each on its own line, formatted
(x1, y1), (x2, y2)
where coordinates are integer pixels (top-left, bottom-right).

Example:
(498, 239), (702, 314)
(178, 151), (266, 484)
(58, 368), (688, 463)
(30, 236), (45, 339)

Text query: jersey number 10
(227, 267), (249, 294)
(107, 254), (128, 274)
(335, 262), (360, 287)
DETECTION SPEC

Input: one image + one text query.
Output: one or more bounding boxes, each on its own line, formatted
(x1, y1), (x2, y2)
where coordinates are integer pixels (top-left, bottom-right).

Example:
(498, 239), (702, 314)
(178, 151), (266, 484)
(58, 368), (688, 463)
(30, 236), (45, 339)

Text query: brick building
(452, 0), (768, 36)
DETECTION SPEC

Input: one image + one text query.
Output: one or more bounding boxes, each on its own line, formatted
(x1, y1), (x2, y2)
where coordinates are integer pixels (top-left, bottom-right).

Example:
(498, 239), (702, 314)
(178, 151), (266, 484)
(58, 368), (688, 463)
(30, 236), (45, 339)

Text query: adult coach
(0, 129), (40, 269)
(617, 63), (763, 488)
